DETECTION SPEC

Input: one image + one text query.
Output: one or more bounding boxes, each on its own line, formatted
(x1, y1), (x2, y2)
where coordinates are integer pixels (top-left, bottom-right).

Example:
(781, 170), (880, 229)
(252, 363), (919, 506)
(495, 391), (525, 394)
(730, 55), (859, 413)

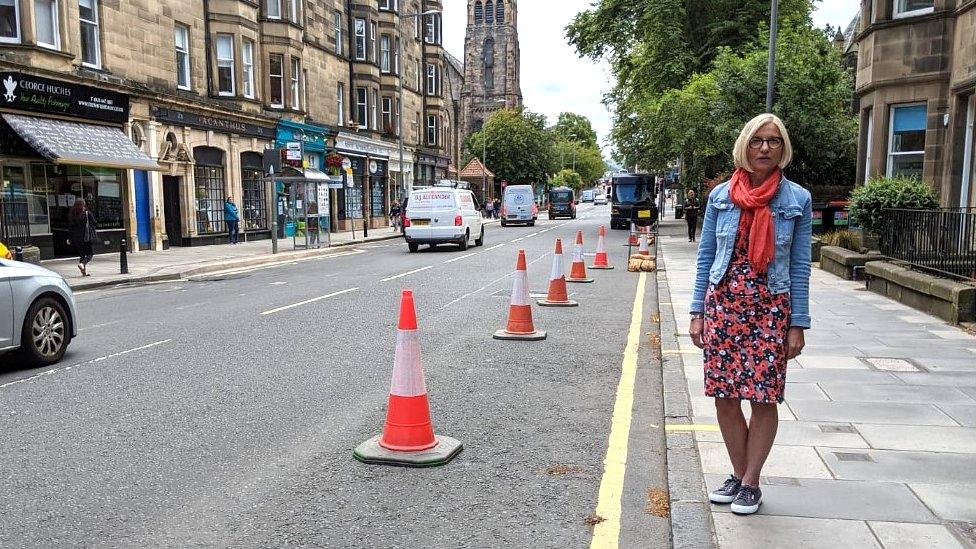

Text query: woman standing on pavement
(684, 189), (701, 241)
(688, 113), (812, 515)
(68, 198), (97, 277)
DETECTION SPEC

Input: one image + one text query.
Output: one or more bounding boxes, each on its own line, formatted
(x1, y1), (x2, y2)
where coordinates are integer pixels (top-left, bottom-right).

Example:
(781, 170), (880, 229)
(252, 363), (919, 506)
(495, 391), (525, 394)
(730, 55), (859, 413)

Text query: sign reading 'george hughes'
(1, 72), (129, 124)
(152, 106), (275, 140)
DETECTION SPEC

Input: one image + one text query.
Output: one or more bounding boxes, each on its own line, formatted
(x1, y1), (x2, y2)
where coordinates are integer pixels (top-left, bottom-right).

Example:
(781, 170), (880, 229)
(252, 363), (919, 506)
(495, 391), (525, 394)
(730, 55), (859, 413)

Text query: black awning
(1, 113), (160, 171)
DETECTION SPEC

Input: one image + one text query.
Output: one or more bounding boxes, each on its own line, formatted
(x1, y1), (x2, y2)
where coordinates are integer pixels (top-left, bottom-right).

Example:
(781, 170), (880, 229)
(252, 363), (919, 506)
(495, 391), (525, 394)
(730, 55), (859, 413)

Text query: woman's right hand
(689, 318), (705, 349)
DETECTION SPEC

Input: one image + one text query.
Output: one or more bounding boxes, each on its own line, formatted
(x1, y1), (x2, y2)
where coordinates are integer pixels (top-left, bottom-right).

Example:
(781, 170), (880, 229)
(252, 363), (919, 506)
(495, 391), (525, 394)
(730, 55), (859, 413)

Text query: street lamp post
(766, 0), (779, 113)
(398, 9), (441, 199)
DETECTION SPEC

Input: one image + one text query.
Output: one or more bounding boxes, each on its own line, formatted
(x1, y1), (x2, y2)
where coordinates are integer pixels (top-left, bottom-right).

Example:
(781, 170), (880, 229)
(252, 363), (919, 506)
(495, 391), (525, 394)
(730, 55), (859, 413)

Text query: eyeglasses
(748, 137), (784, 150)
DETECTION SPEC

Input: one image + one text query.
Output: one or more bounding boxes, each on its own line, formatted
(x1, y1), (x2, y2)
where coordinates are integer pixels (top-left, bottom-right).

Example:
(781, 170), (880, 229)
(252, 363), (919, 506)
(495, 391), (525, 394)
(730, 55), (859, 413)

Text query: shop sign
(151, 106), (275, 140)
(276, 121), (330, 152)
(418, 153), (450, 168)
(336, 132), (393, 158)
(1, 72), (128, 124)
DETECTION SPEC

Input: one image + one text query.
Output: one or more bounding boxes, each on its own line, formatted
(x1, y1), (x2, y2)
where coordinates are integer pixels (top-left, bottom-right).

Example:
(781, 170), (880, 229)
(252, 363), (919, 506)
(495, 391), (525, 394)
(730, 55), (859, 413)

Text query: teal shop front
(274, 121), (336, 233)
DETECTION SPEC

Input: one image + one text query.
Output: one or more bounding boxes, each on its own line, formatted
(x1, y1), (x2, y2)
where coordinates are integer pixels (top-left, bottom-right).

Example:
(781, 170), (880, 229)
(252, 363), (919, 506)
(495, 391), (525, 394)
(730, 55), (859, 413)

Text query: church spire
(461, 0), (523, 140)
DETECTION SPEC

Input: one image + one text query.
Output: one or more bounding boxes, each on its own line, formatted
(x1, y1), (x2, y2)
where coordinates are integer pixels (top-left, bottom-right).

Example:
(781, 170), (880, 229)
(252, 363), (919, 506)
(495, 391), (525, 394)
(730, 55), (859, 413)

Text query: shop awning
(2, 113), (160, 171)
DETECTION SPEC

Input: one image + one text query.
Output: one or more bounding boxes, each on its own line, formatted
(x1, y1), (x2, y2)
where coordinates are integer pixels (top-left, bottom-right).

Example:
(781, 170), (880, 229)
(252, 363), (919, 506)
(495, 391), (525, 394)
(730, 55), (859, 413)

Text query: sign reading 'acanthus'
(152, 106), (275, 140)
(1, 72), (129, 124)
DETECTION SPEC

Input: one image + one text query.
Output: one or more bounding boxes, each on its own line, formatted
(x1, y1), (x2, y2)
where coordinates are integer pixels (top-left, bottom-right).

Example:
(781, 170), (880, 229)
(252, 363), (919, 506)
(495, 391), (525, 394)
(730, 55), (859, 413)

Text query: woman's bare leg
(715, 397), (748, 479)
(742, 402), (779, 486)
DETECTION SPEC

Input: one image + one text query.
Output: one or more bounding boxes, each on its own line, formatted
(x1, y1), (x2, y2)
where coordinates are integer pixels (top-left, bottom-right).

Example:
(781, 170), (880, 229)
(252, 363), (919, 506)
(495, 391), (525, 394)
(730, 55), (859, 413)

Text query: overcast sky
(442, 1), (861, 157)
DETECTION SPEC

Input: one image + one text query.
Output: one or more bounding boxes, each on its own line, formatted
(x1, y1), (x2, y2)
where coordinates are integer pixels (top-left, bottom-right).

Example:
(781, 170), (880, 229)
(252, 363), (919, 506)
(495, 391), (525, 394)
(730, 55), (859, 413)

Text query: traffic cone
(589, 225), (614, 270)
(494, 250), (547, 340)
(626, 222), (639, 246)
(567, 231), (594, 283)
(353, 290), (463, 467)
(538, 239), (579, 307)
(638, 232), (650, 255)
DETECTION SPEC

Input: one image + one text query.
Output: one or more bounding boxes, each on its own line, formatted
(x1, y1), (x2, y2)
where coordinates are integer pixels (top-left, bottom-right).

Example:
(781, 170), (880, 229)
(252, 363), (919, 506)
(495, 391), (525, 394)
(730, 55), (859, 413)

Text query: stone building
(0, 0), (460, 258)
(854, 0), (976, 208)
(459, 0), (522, 140)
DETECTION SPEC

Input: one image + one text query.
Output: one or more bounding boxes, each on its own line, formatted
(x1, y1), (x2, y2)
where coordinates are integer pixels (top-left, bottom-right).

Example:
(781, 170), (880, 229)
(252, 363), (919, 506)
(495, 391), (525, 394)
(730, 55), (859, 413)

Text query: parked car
(403, 187), (485, 252)
(1, 258), (78, 365)
(594, 193), (608, 205)
(548, 187), (577, 220)
(500, 185), (538, 226)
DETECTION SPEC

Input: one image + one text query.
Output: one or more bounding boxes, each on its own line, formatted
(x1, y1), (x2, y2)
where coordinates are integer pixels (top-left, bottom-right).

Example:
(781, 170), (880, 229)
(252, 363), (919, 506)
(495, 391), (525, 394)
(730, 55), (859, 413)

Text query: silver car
(1, 258), (78, 365)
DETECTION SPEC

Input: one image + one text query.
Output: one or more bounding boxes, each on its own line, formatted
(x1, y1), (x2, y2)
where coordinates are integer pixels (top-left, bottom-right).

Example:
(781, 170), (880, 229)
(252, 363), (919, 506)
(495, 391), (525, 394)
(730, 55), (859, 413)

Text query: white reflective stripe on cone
(550, 252), (564, 281)
(511, 270), (530, 306)
(390, 329), (427, 397)
(573, 245), (584, 263)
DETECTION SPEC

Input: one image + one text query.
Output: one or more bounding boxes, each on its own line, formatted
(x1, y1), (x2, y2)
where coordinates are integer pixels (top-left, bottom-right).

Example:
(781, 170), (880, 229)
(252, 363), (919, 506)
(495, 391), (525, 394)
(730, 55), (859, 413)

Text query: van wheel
(20, 296), (70, 366)
(528, 220), (535, 227)
(459, 231), (469, 251)
(501, 219), (508, 227)
(408, 242), (419, 253)
(475, 226), (485, 246)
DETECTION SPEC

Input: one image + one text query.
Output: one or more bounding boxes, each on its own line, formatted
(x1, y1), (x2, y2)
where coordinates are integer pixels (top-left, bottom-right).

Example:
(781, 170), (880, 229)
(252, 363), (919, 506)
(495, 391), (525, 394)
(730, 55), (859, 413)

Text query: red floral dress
(703, 222), (791, 403)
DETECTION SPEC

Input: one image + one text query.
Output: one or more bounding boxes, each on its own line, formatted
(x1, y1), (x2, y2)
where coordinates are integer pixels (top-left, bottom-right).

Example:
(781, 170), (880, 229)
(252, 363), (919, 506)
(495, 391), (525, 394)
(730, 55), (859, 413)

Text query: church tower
(461, 0), (523, 140)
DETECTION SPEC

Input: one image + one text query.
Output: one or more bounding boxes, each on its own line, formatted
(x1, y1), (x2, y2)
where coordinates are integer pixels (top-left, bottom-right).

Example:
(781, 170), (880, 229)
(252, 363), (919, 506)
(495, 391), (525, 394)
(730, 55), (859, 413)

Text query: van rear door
(505, 186), (534, 221)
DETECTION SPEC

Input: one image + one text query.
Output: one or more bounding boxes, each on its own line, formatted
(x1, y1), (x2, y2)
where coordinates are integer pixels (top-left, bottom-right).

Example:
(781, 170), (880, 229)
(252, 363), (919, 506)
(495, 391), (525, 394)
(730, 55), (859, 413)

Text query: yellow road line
(590, 272), (645, 549)
(665, 424), (720, 432)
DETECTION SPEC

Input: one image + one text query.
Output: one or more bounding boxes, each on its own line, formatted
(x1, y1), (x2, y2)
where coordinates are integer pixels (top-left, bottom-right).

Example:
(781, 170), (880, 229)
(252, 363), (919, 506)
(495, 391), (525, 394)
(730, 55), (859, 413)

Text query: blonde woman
(689, 113), (812, 515)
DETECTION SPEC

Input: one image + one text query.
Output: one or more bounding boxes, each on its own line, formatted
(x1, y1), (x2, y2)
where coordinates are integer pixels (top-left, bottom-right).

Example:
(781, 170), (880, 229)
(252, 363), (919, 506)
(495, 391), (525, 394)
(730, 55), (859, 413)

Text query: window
(34, 0), (59, 50)
(474, 1), (483, 25)
(215, 34), (235, 96)
(863, 108), (873, 183)
(354, 18), (366, 60)
(371, 89), (378, 130)
(395, 99), (400, 136)
(337, 82), (345, 126)
(483, 37), (494, 89)
(414, 3), (421, 39)
(269, 53), (284, 107)
(382, 96), (392, 133)
(380, 35), (391, 73)
(424, 13), (440, 44)
(370, 21), (377, 62)
(193, 147), (226, 235)
(266, 0), (281, 19)
(356, 87), (367, 129)
(962, 95), (975, 209)
(241, 153), (267, 230)
(290, 57), (301, 109)
(894, 0), (933, 18)
(242, 40), (255, 98)
(485, 1), (494, 24)
(333, 11), (342, 55)
(495, 0), (504, 23)
(415, 60), (422, 90)
(426, 115), (438, 146)
(175, 24), (191, 89)
(379, 0), (397, 10)
(0, 0), (20, 43)
(426, 63), (439, 96)
(288, 0), (300, 23)
(393, 37), (400, 74)
(78, 0), (99, 67)
(887, 103), (926, 179)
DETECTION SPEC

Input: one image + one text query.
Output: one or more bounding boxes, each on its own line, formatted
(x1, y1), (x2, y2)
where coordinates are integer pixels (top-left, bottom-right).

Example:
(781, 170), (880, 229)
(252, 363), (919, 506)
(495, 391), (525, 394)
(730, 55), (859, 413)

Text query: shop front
(415, 151), (451, 188)
(0, 72), (158, 259)
(335, 132), (394, 231)
(149, 106), (275, 247)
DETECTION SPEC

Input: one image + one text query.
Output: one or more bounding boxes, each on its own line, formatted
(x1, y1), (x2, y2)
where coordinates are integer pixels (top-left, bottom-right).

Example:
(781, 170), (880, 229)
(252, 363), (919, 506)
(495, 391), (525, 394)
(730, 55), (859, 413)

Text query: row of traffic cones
(354, 226), (621, 468)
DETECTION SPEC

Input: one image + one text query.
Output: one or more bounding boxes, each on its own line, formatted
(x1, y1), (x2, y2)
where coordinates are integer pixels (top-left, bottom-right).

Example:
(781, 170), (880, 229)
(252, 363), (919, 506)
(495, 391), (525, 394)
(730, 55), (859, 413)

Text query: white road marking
(510, 237), (524, 243)
(484, 243), (506, 251)
(270, 281), (288, 285)
(260, 287), (360, 315)
(175, 301), (209, 311)
(0, 340), (172, 390)
(77, 319), (123, 333)
(524, 232), (539, 238)
(444, 252), (478, 264)
(381, 265), (433, 282)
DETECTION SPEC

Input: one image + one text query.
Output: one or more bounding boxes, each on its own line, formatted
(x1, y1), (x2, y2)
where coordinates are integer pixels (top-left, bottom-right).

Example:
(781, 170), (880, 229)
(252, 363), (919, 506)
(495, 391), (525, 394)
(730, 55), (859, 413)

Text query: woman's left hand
(786, 327), (805, 360)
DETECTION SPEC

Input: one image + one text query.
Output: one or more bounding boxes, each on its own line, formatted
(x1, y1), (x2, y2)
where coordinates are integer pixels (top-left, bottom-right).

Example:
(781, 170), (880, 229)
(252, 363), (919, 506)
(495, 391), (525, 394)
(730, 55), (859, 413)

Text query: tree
(464, 108), (556, 184)
(552, 112), (598, 148)
(552, 169), (583, 191)
(553, 139), (605, 186)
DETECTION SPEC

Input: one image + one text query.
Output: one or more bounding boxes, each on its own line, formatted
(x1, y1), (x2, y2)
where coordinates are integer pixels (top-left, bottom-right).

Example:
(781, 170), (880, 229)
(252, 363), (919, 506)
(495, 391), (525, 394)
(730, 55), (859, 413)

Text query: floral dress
(703, 221), (791, 403)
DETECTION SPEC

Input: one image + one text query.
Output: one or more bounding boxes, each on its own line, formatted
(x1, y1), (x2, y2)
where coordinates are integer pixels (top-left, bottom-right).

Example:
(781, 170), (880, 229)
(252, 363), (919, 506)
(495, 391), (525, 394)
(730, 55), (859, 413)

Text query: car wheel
(20, 296), (70, 366)
(459, 231), (469, 251)
(408, 242), (419, 253)
(475, 226), (485, 246)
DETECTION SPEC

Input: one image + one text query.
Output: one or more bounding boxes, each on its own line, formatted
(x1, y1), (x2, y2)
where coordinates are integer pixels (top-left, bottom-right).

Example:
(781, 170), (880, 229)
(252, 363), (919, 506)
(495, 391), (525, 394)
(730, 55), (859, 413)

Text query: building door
(162, 175), (182, 247)
(134, 170), (151, 248)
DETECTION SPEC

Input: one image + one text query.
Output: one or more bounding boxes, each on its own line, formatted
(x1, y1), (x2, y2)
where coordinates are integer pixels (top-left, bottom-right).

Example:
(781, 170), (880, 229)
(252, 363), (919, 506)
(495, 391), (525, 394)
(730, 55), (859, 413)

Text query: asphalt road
(0, 204), (670, 548)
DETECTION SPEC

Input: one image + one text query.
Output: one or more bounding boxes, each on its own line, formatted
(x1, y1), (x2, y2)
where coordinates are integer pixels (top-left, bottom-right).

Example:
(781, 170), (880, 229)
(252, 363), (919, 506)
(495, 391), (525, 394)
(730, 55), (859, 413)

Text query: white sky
(442, 0), (862, 157)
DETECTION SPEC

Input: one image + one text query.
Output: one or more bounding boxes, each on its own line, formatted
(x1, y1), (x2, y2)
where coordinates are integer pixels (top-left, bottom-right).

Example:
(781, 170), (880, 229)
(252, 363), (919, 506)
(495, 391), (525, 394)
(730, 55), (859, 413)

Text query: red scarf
(729, 167), (781, 273)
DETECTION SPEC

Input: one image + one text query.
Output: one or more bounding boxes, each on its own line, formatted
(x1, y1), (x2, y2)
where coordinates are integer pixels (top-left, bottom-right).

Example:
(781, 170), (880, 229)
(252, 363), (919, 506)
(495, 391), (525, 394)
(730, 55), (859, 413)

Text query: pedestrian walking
(493, 198), (501, 219)
(67, 198), (97, 277)
(390, 200), (402, 231)
(486, 199), (494, 219)
(684, 189), (701, 242)
(688, 113), (812, 516)
(224, 196), (240, 244)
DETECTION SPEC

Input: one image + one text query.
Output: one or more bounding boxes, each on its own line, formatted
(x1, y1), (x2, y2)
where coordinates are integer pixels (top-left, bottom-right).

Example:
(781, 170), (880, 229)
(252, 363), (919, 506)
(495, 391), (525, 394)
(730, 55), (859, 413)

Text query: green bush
(821, 230), (862, 252)
(848, 176), (939, 234)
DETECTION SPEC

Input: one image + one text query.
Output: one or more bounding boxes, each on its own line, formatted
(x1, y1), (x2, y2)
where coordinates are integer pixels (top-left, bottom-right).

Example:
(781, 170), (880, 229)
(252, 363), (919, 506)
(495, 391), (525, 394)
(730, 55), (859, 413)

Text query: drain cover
(833, 452), (874, 462)
(865, 358), (919, 372)
(819, 424), (857, 434)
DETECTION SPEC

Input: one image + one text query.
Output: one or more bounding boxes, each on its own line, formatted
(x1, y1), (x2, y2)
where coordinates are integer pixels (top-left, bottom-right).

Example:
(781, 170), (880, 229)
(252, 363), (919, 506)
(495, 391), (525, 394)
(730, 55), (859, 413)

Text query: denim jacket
(690, 177), (812, 329)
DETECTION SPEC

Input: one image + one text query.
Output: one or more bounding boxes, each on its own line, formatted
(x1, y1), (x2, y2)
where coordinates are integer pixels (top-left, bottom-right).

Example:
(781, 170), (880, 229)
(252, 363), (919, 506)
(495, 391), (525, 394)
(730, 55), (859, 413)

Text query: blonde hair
(732, 113), (793, 172)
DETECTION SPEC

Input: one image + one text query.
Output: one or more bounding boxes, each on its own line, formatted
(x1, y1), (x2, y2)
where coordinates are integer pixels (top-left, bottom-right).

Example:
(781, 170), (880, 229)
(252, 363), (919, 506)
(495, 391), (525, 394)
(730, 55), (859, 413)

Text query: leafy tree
(464, 108), (557, 184)
(553, 139), (605, 186)
(552, 169), (583, 191)
(552, 112), (599, 148)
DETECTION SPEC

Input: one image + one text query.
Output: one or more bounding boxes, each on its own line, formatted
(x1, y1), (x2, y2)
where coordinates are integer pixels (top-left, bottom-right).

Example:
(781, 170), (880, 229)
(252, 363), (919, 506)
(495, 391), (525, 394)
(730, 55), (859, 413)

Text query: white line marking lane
(484, 243), (506, 251)
(260, 287), (360, 315)
(0, 340), (172, 390)
(442, 252), (550, 308)
(444, 252), (478, 264)
(381, 265), (434, 282)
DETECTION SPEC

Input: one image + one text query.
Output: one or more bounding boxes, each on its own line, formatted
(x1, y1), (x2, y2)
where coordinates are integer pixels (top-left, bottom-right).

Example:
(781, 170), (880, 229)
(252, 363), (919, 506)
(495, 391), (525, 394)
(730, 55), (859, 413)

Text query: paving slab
(794, 356), (869, 370)
(783, 382), (830, 401)
(893, 372), (976, 387)
(819, 448), (976, 483)
(855, 345), (976, 359)
(855, 424), (976, 453)
(908, 483), (976, 521)
(818, 384), (974, 404)
(935, 405), (976, 427)
(699, 441), (831, 479)
(868, 522), (966, 549)
(930, 330), (976, 341)
(913, 358), (976, 372)
(787, 369), (904, 385)
(864, 358), (920, 372)
(789, 401), (957, 426)
(694, 421), (868, 449)
(712, 514), (880, 548)
(704, 474), (936, 523)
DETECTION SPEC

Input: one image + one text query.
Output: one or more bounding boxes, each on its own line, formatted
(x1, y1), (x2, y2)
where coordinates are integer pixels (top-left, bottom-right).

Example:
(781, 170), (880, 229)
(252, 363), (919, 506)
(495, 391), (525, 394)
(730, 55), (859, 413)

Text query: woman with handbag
(68, 198), (97, 277)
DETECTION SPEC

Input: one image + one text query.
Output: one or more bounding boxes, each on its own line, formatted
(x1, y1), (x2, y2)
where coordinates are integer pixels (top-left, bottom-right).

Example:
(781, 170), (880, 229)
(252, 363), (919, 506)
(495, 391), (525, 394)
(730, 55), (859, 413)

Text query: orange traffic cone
(638, 232), (650, 255)
(567, 231), (594, 283)
(626, 222), (639, 246)
(538, 239), (579, 307)
(494, 250), (547, 340)
(353, 290), (462, 467)
(589, 225), (614, 270)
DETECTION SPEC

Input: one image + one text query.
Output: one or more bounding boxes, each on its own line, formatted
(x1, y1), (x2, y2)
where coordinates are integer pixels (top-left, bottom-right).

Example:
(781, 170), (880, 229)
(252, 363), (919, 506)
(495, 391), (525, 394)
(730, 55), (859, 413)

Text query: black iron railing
(880, 208), (976, 282)
(0, 197), (31, 246)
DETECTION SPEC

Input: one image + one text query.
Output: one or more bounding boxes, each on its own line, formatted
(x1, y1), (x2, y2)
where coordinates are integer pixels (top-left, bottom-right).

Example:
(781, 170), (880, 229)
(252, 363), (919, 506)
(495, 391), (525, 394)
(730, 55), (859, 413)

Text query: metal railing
(880, 208), (976, 282)
(0, 197), (31, 246)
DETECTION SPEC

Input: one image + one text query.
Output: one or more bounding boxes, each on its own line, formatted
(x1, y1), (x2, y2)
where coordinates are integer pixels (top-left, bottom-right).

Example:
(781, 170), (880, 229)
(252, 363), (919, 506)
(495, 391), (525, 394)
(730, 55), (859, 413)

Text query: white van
(404, 188), (485, 252)
(500, 185), (538, 226)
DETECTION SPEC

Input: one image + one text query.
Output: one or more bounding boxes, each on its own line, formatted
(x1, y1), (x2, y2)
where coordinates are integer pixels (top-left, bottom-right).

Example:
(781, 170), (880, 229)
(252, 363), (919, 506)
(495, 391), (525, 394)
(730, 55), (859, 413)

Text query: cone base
(353, 435), (462, 468)
(566, 277), (595, 283)
(537, 299), (579, 307)
(493, 329), (547, 341)
(589, 265), (615, 270)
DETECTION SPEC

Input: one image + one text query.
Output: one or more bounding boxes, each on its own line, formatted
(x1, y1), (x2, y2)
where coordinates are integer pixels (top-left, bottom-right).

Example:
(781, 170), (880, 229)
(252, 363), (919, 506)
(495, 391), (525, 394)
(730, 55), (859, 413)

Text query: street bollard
(119, 238), (129, 274)
(14, 246), (23, 262)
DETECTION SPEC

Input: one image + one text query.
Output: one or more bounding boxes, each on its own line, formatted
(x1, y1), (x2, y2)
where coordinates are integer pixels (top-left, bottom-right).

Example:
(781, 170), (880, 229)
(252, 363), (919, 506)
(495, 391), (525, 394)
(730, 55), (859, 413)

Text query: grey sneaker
(708, 475), (742, 504)
(730, 485), (763, 515)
